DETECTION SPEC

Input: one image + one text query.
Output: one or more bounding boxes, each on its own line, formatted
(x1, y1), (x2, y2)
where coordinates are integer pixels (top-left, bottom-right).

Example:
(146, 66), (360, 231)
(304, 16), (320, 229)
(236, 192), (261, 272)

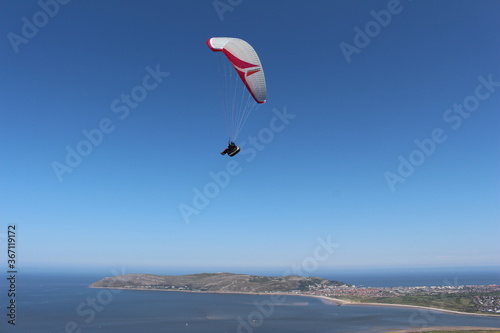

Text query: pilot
(220, 142), (240, 156)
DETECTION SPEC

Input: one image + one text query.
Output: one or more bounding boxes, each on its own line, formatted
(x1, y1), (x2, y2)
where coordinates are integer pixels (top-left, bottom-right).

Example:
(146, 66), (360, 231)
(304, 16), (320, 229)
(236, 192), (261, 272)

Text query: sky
(1, 0), (499, 277)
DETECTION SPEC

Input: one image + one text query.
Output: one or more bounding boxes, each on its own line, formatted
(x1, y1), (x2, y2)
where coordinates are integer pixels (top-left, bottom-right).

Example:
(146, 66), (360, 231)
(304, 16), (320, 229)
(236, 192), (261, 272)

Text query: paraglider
(220, 141), (240, 156)
(207, 37), (267, 157)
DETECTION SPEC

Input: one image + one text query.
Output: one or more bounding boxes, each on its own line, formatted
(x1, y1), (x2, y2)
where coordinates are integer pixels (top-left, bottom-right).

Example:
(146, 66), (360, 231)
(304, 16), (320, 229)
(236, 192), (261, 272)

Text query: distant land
(90, 273), (500, 315)
(90, 272), (347, 293)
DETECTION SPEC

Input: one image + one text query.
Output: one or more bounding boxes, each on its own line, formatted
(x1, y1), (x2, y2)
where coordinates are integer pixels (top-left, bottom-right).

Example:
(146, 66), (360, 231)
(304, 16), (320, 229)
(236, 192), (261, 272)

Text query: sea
(2, 267), (499, 333)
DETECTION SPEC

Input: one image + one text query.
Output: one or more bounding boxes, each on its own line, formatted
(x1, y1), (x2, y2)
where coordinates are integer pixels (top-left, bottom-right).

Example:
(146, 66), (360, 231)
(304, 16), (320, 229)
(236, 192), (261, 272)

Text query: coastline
(388, 327), (500, 332)
(299, 294), (500, 318)
(90, 286), (500, 318)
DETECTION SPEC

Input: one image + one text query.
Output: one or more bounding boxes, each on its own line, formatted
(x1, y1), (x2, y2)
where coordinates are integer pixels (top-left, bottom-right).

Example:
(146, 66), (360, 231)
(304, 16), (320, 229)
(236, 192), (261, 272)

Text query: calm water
(1, 272), (499, 333)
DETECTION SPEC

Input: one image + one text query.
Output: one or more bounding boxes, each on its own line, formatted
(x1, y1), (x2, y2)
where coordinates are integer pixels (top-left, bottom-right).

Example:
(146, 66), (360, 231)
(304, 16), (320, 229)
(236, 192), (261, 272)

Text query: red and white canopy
(207, 37), (267, 104)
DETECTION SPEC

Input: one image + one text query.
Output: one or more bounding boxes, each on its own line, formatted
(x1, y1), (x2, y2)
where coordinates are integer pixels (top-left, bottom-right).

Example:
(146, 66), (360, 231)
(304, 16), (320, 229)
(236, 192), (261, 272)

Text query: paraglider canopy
(207, 37), (267, 104)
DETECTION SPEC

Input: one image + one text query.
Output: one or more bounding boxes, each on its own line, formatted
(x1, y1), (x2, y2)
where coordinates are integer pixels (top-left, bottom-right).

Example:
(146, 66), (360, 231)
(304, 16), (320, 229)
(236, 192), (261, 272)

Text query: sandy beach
(308, 294), (500, 318)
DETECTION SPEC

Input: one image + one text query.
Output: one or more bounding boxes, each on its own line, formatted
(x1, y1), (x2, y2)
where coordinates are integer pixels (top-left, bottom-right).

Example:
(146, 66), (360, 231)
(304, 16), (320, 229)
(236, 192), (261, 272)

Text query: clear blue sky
(1, 0), (499, 276)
